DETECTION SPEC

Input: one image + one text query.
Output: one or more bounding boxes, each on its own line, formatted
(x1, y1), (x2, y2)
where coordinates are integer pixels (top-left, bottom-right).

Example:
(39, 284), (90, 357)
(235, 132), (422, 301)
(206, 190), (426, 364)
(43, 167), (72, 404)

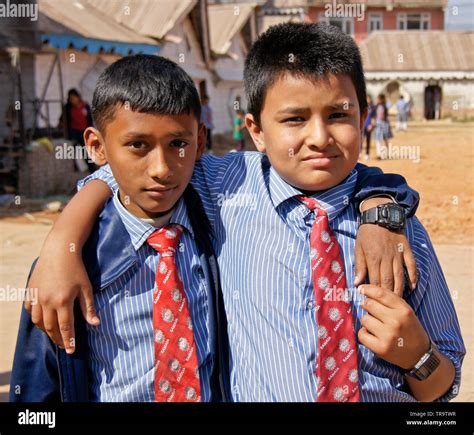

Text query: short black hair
(244, 23), (367, 125)
(68, 88), (81, 98)
(92, 54), (201, 132)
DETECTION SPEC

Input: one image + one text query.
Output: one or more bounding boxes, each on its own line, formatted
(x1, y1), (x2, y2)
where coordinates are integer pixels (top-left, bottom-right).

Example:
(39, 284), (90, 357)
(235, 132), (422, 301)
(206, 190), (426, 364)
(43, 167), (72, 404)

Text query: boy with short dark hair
(10, 55), (230, 402)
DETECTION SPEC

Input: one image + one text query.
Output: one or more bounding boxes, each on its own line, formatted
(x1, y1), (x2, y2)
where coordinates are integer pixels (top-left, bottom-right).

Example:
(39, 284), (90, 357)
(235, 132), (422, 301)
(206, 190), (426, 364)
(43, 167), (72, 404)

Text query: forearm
(355, 164), (420, 217)
(44, 180), (112, 248)
(359, 196), (395, 212)
(406, 351), (456, 402)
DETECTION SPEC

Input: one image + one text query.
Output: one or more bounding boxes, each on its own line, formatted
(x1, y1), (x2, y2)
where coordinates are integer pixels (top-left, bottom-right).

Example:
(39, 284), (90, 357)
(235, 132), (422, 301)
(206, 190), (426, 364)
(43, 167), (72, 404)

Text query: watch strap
(360, 207), (378, 225)
(404, 342), (441, 381)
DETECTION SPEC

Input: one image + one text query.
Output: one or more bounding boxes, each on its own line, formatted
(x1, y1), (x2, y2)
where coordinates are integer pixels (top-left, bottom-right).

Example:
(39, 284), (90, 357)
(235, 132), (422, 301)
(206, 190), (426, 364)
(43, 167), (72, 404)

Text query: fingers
(43, 309), (64, 348)
(79, 286), (100, 326)
(379, 259), (394, 292)
(403, 243), (418, 290)
(358, 284), (398, 309)
(358, 326), (381, 352)
(361, 297), (392, 322)
(24, 299), (32, 313)
(57, 306), (75, 354)
(31, 303), (44, 331)
(366, 257), (381, 288)
(360, 313), (384, 335)
(393, 260), (405, 297)
(353, 241), (367, 287)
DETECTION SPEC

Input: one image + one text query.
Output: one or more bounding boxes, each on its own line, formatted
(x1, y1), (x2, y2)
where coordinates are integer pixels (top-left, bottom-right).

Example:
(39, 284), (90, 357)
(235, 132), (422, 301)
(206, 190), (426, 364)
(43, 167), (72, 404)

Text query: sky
(445, 0), (474, 30)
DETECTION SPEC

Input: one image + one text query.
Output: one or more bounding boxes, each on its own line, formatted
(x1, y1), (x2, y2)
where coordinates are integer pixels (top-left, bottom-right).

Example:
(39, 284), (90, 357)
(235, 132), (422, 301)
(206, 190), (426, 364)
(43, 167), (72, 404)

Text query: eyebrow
(276, 102), (355, 115)
(276, 107), (309, 115)
(120, 130), (194, 140)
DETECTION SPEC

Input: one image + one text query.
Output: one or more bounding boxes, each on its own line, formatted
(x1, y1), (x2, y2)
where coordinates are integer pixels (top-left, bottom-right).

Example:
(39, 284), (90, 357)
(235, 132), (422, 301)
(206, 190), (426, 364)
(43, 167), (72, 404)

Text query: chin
(145, 200), (178, 214)
(288, 171), (340, 192)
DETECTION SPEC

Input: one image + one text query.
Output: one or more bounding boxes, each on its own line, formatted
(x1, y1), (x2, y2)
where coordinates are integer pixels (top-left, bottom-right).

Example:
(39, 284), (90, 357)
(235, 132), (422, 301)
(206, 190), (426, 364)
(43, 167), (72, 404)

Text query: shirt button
(288, 338), (294, 349)
(306, 300), (315, 310)
(233, 291), (239, 300)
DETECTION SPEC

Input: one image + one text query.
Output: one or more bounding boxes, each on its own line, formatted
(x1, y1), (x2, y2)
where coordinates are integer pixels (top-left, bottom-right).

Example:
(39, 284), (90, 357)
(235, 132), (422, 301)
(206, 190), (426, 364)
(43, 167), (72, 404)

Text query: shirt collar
(112, 191), (194, 251)
(268, 165), (358, 222)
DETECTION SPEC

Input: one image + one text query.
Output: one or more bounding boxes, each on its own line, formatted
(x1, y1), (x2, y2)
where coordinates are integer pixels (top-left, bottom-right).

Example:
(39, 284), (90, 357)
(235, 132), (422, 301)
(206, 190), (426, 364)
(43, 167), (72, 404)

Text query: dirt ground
(0, 120), (472, 402)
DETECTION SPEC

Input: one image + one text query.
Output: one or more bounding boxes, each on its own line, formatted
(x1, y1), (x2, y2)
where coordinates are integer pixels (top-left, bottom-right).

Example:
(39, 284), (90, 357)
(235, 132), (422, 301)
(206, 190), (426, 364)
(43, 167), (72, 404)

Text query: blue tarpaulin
(41, 34), (160, 55)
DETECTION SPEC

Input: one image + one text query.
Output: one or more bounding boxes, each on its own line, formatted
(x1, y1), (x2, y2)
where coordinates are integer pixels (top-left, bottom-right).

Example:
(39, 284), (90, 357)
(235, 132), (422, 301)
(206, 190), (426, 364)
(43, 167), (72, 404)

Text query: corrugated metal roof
(360, 31), (474, 72)
(258, 13), (303, 34)
(38, 0), (156, 45)
(86, 0), (197, 40)
(274, 0), (448, 7)
(208, 3), (258, 55)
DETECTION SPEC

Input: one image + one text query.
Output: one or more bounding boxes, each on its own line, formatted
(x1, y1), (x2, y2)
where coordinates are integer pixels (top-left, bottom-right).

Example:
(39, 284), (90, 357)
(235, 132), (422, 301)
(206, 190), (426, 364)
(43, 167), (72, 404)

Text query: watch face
(391, 208), (403, 223)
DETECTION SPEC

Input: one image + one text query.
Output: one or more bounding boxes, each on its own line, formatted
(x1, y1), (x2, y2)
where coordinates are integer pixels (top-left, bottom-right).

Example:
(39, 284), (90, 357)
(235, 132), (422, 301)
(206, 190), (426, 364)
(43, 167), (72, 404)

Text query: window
(397, 13), (431, 30)
(319, 14), (354, 35)
(368, 12), (383, 32)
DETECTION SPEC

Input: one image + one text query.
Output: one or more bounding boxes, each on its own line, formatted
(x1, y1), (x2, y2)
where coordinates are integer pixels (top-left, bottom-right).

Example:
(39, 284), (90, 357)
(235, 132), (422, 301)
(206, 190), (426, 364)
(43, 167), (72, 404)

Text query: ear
(84, 127), (107, 165)
(245, 113), (266, 153)
(196, 123), (207, 160)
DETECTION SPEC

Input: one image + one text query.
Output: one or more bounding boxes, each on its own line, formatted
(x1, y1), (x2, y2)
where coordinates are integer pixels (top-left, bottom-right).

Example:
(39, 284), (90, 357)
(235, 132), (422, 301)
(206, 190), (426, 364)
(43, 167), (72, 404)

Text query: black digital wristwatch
(360, 203), (406, 231)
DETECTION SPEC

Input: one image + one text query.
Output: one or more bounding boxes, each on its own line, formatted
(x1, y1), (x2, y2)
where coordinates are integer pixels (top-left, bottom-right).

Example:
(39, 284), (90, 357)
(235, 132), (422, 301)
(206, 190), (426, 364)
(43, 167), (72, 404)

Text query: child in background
(374, 94), (393, 159)
(233, 110), (245, 151)
(362, 95), (376, 160)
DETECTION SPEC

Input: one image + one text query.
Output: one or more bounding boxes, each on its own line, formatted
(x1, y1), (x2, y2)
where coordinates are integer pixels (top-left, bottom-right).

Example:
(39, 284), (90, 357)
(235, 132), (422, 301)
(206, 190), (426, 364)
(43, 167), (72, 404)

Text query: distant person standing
(233, 110), (245, 151)
(434, 87), (441, 120)
(396, 95), (408, 131)
(200, 95), (214, 152)
(62, 89), (94, 172)
(362, 95), (376, 160)
(374, 94), (393, 159)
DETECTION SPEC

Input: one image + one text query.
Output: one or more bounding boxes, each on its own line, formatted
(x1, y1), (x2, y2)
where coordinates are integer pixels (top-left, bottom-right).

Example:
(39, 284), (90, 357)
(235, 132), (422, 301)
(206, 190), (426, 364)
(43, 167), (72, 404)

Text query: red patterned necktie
(147, 224), (201, 402)
(297, 196), (360, 402)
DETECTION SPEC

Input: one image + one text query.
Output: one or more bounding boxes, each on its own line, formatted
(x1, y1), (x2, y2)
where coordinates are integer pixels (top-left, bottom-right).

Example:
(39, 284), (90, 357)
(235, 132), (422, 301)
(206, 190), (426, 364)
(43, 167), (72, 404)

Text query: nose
(147, 146), (173, 181)
(304, 117), (331, 150)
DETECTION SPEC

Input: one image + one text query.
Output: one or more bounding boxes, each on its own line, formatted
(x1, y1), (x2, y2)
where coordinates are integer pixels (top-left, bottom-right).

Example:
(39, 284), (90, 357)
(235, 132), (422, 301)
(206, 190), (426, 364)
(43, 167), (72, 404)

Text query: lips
(301, 154), (338, 169)
(144, 185), (177, 192)
(143, 185), (178, 199)
(302, 154), (338, 161)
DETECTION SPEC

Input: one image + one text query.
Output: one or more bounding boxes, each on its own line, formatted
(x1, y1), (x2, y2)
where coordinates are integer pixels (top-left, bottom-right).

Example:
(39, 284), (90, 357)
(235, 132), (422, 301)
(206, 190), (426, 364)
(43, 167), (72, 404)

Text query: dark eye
(329, 112), (348, 119)
(170, 140), (188, 148)
(283, 117), (305, 124)
(128, 141), (147, 149)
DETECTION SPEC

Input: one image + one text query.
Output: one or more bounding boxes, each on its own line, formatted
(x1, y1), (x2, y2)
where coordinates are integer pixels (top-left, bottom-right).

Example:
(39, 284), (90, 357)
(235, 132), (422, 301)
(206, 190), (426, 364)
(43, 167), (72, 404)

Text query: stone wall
(18, 139), (85, 197)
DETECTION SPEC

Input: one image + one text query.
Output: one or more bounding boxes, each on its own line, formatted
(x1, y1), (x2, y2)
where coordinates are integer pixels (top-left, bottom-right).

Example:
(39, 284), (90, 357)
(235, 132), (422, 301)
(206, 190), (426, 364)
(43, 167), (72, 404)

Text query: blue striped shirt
(83, 152), (465, 402)
(80, 190), (213, 402)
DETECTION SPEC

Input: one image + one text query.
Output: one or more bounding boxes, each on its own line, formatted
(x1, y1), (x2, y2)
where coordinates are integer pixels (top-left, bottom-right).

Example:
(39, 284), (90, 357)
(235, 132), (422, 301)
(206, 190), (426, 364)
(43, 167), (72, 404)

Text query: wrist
(360, 195), (395, 212)
(403, 338), (432, 371)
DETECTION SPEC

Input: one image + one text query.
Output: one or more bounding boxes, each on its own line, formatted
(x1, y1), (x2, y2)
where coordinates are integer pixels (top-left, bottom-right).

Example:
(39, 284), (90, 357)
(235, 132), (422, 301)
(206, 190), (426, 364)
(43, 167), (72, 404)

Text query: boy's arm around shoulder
(25, 172), (113, 353)
(352, 164), (420, 294)
(354, 163), (419, 217)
